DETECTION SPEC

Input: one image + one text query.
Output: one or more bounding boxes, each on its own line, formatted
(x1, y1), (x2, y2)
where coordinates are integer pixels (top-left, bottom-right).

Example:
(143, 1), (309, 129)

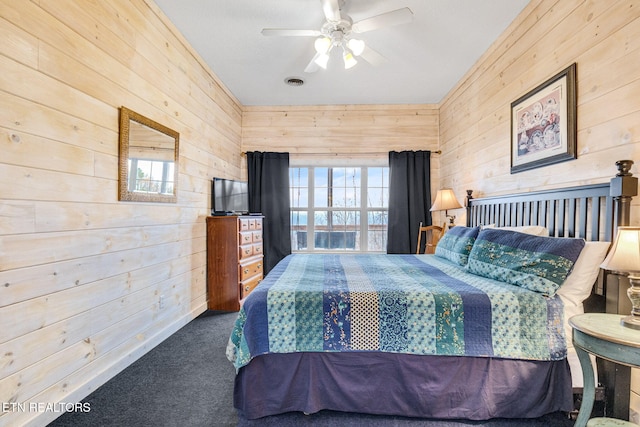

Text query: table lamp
(430, 188), (463, 226)
(600, 226), (640, 329)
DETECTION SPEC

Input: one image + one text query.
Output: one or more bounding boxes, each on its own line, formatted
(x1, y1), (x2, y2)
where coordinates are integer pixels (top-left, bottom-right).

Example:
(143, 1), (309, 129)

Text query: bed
(226, 160), (637, 421)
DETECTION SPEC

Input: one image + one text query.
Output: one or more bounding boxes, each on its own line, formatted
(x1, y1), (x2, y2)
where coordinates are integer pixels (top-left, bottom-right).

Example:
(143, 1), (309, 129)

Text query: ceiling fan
(261, 0), (413, 73)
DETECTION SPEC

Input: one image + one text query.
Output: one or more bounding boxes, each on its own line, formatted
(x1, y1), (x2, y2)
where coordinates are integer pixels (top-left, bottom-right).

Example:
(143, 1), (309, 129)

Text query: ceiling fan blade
(321, 0), (341, 22)
(261, 28), (322, 37)
(352, 7), (414, 33)
(304, 53), (321, 73)
(359, 45), (387, 67)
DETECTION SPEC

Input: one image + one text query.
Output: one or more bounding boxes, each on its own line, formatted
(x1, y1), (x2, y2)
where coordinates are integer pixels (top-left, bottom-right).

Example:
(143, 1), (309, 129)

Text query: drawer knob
(244, 268), (249, 274)
(257, 264), (262, 269)
(245, 286), (250, 292)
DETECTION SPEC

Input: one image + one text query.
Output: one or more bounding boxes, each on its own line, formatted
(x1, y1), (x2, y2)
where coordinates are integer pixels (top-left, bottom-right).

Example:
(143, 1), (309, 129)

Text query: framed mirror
(118, 107), (179, 203)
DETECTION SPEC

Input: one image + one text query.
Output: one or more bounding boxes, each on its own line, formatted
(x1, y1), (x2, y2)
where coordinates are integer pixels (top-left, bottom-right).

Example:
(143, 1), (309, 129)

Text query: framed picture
(510, 63), (577, 174)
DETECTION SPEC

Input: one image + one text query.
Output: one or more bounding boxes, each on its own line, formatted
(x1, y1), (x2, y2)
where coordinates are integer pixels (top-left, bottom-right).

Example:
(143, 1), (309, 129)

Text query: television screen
(212, 178), (249, 214)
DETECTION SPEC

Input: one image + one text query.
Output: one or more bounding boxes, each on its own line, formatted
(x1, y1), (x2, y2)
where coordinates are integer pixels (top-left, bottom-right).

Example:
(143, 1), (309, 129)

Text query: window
(290, 166), (389, 252)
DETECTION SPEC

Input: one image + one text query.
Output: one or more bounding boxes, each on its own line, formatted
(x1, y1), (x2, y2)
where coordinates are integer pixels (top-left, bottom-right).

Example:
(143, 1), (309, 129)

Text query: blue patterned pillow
(434, 226), (480, 266)
(466, 228), (585, 295)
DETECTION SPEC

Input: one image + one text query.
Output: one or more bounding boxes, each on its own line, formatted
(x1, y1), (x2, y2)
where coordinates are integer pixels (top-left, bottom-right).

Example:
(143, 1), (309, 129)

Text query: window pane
(331, 211), (345, 227)
(290, 188), (308, 208)
(333, 187), (346, 207)
(291, 211), (308, 250)
(314, 211), (360, 251)
(290, 167), (308, 186)
(332, 211), (359, 228)
(315, 211), (328, 228)
(315, 168), (329, 187)
(368, 210), (388, 251)
(367, 167), (388, 208)
(314, 211), (328, 250)
(368, 210), (387, 225)
(367, 188), (384, 208)
(333, 167), (361, 208)
(368, 167), (388, 186)
(290, 168), (308, 208)
(315, 188), (328, 207)
(346, 186), (361, 208)
(368, 230), (387, 251)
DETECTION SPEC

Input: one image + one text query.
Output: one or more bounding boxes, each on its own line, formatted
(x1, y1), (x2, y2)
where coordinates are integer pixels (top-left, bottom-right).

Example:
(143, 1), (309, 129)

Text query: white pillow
(560, 300), (583, 350)
(482, 224), (549, 236)
(556, 241), (611, 307)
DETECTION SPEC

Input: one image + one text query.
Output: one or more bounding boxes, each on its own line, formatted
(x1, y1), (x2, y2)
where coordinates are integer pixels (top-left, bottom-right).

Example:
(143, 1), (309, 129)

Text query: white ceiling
(154, 0), (529, 106)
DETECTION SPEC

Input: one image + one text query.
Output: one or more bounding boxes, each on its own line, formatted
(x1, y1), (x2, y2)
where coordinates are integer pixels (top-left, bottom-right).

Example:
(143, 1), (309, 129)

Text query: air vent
(284, 77), (304, 87)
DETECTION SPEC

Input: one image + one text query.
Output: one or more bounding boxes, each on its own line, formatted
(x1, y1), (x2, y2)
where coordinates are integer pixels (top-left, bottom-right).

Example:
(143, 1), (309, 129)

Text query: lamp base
(621, 315), (640, 330)
(625, 275), (640, 330)
(446, 214), (456, 227)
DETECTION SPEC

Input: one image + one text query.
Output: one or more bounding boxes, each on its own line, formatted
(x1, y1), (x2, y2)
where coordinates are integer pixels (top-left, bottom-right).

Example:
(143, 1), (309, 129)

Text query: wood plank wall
(241, 104), (442, 201)
(1, 0), (639, 425)
(439, 0), (640, 224)
(242, 104), (439, 155)
(0, 1), (242, 425)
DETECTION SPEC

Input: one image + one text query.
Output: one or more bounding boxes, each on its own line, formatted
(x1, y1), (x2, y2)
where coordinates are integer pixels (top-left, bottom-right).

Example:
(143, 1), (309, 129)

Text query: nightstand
(570, 313), (640, 427)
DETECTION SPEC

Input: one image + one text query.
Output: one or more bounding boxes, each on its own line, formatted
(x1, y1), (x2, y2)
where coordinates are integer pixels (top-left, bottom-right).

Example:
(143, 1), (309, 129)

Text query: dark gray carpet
(49, 310), (238, 427)
(49, 310), (575, 427)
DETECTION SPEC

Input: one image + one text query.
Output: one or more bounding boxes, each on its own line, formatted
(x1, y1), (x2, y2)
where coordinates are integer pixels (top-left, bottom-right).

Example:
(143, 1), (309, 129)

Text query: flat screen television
(211, 178), (249, 214)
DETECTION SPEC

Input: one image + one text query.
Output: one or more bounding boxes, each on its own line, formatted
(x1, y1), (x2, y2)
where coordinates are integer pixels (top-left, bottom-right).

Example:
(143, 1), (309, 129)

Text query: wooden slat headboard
(466, 160), (637, 242)
(466, 183), (614, 241)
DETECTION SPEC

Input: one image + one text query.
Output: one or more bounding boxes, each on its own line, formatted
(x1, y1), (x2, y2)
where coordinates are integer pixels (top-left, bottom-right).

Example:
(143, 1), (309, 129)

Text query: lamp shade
(601, 226), (640, 273)
(314, 52), (330, 69)
(347, 38), (365, 56)
(343, 49), (357, 69)
(314, 37), (331, 54)
(430, 188), (462, 212)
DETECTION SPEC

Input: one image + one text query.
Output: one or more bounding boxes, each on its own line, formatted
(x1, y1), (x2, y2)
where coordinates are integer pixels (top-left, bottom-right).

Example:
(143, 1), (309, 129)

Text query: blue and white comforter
(226, 254), (566, 370)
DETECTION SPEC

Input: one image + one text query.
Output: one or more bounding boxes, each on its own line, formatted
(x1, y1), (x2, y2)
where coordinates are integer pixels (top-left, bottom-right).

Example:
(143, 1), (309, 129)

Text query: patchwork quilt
(226, 254), (566, 370)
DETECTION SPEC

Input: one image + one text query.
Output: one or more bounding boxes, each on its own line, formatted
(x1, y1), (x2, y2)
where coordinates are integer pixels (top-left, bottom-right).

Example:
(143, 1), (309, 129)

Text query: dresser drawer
(239, 244), (254, 259)
(252, 243), (263, 256)
(240, 275), (262, 300)
(252, 231), (262, 243)
(239, 231), (253, 245)
(240, 258), (263, 281)
(241, 218), (261, 231)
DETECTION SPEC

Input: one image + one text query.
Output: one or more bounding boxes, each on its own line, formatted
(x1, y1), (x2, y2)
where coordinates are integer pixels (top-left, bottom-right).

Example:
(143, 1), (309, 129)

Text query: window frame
(289, 162), (389, 253)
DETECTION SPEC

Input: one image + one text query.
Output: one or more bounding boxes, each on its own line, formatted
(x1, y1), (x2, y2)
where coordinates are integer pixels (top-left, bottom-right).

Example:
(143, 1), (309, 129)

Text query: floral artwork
(517, 92), (560, 156)
(510, 64), (577, 173)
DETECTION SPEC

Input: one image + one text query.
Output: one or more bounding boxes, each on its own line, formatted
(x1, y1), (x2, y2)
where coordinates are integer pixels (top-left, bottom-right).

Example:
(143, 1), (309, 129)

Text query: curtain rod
(241, 150), (442, 156)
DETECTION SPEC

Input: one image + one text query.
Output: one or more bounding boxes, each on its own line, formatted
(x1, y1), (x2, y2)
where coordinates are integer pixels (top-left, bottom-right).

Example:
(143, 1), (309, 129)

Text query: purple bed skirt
(234, 352), (573, 420)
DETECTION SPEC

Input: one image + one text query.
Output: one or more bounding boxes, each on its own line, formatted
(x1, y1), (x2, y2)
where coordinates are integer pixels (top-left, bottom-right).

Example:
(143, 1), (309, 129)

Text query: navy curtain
(246, 152), (291, 274)
(387, 150), (432, 254)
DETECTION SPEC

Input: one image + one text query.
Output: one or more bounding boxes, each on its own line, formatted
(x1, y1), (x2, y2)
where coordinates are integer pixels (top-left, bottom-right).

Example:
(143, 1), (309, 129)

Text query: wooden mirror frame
(118, 107), (179, 203)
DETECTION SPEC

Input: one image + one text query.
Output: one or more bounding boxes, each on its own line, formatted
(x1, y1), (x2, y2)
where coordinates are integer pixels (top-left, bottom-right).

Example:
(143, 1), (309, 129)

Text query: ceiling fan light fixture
(314, 52), (330, 69)
(314, 37), (331, 54)
(347, 38), (365, 56)
(261, 3), (408, 73)
(343, 49), (357, 69)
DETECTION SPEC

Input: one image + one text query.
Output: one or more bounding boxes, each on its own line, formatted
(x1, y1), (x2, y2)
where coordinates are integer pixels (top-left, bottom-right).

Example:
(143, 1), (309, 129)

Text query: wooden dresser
(206, 215), (264, 311)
